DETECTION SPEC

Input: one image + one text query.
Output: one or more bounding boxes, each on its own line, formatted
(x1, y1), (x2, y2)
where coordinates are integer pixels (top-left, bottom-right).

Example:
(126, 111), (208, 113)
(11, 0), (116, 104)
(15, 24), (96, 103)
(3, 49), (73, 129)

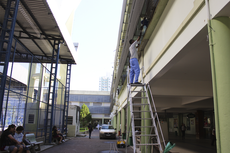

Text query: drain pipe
(205, 0), (220, 152)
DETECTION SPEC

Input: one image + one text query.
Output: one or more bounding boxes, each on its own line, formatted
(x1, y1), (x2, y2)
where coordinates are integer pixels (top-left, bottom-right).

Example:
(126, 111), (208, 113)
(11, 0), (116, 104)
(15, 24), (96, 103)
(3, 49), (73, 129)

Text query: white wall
(67, 105), (80, 136)
(92, 114), (104, 118)
(144, 0), (207, 83)
(102, 103), (110, 106)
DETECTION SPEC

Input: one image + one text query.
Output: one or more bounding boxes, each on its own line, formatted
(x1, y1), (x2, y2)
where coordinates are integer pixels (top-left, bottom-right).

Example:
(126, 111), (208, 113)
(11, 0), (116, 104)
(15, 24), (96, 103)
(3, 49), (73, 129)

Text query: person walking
(211, 127), (216, 146)
(97, 123), (100, 130)
(88, 122), (93, 139)
(181, 123), (186, 139)
(129, 32), (142, 84)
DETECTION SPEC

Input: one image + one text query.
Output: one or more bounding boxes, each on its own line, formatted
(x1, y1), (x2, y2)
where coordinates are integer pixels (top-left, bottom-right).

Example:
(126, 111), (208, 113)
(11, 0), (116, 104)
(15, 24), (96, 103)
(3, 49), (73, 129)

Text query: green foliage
(85, 113), (92, 122)
(80, 104), (90, 118)
(80, 104), (92, 127)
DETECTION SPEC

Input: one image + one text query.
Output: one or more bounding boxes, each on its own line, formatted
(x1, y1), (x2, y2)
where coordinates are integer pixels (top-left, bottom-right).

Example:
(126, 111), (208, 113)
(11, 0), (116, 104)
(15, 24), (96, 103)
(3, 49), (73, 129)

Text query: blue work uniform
(129, 40), (140, 83)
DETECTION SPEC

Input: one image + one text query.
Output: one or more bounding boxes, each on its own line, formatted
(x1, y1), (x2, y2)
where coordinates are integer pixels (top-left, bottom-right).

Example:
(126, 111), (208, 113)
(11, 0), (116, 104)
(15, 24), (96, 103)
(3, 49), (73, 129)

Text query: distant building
(99, 76), (111, 91)
(69, 90), (111, 126)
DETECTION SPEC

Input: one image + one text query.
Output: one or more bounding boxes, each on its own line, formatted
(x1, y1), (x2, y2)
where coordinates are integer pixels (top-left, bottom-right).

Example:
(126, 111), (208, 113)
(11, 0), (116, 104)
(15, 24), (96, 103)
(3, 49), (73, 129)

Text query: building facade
(99, 76), (111, 91)
(67, 105), (80, 137)
(69, 90), (111, 127)
(0, 0), (77, 144)
(110, 0), (230, 153)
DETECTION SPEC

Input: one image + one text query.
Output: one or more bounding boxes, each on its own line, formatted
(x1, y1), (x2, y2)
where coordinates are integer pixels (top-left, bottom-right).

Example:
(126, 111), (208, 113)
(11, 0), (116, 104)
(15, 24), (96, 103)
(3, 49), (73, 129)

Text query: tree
(80, 104), (90, 118)
(85, 113), (92, 124)
(80, 104), (91, 127)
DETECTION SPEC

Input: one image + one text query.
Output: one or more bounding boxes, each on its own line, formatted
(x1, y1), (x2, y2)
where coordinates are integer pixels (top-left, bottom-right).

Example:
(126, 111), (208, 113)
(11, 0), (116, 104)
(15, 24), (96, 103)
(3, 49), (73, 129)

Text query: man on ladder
(129, 32), (142, 84)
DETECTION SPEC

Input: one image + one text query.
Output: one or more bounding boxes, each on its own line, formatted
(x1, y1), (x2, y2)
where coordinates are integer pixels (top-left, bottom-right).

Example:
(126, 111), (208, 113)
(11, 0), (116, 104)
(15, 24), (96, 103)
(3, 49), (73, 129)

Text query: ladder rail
(126, 111), (133, 152)
(62, 63), (71, 134)
(129, 89), (136, 153)
(127, 67), (136, 153)
(0, 0), (20, 122)
(126, 66), (166, 152)
(142, 88), (148, 152)
(144, 85), (162, 151)
(126, 69), (129, 153)
(44, 40), (60, 143)
(147, 84), (166, 148)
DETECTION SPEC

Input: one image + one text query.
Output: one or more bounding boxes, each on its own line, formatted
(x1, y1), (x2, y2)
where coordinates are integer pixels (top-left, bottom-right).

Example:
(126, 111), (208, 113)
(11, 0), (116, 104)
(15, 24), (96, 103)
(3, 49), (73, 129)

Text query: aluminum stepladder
(126, 69), (166, 153)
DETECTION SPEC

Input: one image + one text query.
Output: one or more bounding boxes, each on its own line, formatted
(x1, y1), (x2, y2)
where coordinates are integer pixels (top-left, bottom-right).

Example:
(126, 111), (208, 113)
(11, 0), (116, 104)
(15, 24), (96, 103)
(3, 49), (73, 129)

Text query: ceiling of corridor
(149, 24), (213, 113)
(145, 1), (230, 114)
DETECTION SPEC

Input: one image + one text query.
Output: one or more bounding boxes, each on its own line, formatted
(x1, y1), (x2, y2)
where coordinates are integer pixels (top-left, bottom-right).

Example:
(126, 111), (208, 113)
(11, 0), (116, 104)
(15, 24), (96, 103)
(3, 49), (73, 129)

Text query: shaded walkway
(169, 133), (217, 153)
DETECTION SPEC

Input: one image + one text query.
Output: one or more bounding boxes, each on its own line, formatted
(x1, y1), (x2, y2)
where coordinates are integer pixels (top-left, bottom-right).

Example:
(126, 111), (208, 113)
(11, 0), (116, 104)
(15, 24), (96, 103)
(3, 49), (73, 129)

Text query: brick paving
(40, 129), (133, 153)
(39, 130), (217, 153)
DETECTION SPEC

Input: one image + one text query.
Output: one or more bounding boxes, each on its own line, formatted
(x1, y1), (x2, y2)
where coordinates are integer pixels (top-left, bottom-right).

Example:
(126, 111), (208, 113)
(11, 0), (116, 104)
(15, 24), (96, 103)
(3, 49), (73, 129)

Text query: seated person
(0, 124), (23, 153)
(14, 126), (30, 153)
(135, 128), (141, 135)
(52, 126), (64, 144)
(63, 126), (68, 135)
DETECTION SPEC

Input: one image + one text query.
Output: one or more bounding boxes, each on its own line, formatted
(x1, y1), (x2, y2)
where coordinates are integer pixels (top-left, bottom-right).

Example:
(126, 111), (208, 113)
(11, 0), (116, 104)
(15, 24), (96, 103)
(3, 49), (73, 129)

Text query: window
(67, 116), (73, 125)
(93, 102), (102, 106)
(28, 114), (34, 124)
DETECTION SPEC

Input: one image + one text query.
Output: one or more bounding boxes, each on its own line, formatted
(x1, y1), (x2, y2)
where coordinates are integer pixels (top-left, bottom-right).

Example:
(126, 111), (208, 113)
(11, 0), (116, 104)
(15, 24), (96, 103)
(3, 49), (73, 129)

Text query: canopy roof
(0, 0), (76, 64)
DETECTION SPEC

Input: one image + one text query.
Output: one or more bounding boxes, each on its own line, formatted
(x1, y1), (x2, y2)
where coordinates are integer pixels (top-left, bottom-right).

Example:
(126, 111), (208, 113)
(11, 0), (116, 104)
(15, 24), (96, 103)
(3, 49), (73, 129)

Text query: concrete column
(127, 103), (131, 144)
(145, 90), (151, 153)
(113, 115), (117, 129)
(195, 110), (204, 139)
(117, 111), (121, 136)
(141, 90), (145, 151)
(178, 113), (183, 137)
(24, 63), (40, 132)
(141, 89), (151, 153)
(121, 108), (125, 134)
(208, 17), (230, 153)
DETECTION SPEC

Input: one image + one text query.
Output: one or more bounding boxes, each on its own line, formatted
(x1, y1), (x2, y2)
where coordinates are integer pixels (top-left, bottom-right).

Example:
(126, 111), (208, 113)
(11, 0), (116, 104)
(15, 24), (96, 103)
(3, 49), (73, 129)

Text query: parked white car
(99, 124), (116, 139)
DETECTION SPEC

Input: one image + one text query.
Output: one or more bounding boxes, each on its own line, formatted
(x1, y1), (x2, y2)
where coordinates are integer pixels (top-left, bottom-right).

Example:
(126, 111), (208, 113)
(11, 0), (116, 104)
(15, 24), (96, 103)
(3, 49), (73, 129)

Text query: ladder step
(131, 91), (145, 93)
(130, 83), (145, 86)
(131, 97), (147, 99)
(133, 104), (148, 106)
(132, 110), (150, 112)
(135, 126), (155, 128)
(1, 28), (11, 32)
(135, 134), (157, 137)
(136, 143), (159, 146)
(0, 51), (6, 54)
(134, 118), (152, 120)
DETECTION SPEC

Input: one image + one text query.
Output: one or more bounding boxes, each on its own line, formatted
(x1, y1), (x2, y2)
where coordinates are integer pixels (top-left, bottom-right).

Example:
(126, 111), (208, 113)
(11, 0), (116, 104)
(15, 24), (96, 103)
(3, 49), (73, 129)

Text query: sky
(70, 0), (123, 91)
(47, 0), (123, 91)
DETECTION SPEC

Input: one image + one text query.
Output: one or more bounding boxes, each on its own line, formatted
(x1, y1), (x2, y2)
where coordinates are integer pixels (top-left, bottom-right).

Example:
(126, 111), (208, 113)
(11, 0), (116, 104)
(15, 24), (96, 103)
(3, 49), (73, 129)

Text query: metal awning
(0, 0), (76, 64)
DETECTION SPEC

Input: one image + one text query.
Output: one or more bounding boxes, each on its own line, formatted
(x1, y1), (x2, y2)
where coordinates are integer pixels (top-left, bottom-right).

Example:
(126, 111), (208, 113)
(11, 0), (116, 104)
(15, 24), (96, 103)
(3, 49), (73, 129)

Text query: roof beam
(19, 0), (58, 47)
(18, 0), (67, 60)
(0, 1), (47, 56)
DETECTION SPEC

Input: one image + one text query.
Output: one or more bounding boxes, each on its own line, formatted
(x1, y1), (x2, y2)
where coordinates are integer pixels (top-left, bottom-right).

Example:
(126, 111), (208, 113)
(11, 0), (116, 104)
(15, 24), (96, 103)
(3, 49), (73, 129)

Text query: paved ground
(168, 133), (217, 153)
(40, 129), (133, 153)
(39, 130), (217, 153)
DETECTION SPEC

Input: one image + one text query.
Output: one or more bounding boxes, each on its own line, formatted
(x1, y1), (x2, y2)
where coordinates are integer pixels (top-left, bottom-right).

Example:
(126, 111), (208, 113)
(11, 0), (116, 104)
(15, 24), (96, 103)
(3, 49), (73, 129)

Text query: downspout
(205, 0), (220, 152)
